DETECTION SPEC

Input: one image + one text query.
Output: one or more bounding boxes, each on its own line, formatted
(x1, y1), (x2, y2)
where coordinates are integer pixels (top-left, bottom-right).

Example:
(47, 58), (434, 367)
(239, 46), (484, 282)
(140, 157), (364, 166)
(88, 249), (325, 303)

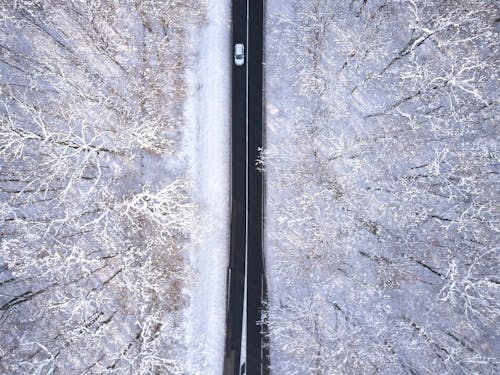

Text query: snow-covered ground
(184, 0), (230, 373)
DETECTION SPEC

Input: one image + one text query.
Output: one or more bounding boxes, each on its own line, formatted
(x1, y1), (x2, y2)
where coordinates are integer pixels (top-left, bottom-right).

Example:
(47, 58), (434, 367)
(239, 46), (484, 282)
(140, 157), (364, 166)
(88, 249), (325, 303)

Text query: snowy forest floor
(0, 1), (229, 374)
(264, 1), (499, 374)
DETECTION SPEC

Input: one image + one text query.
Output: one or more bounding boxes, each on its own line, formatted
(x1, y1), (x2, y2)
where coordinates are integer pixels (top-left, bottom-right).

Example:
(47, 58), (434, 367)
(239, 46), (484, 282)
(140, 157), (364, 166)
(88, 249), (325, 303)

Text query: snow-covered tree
(265, 0), (499, 373)
(0, 0), (204, 373)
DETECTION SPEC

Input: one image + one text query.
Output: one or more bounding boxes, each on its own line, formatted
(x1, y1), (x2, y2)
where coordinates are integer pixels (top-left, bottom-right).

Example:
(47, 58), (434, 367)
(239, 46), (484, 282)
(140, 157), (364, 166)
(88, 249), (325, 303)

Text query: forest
(0, 1), (204, 373)
(264, 0), (498, 373)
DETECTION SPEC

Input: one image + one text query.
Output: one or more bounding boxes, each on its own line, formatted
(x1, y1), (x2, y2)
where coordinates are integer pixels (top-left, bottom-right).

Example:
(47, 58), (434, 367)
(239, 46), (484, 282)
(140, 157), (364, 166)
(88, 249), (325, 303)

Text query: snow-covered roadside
(183, 1), (230, 373)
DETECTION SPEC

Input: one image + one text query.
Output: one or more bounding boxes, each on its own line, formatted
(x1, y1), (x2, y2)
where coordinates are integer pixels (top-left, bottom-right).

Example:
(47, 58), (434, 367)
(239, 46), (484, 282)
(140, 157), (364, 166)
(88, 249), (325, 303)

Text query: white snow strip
(184, 1), (230, 373)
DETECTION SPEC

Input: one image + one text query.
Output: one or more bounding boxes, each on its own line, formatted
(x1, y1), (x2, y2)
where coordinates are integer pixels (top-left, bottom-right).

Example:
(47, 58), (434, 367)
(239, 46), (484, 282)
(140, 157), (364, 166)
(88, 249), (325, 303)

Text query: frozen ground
(184, 0), (230, 373)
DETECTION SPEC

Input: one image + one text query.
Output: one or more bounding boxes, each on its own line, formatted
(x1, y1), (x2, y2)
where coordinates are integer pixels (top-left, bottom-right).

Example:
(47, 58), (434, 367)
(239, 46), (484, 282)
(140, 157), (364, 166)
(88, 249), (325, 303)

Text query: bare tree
(265, 0), (499, 373)
(0, 0), (204, 373)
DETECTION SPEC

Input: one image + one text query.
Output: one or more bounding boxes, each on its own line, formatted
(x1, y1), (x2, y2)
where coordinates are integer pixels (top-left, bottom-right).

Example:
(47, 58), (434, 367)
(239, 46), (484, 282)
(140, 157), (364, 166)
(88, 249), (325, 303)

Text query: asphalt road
(223, 0), (247, 373)
(224, 0), (268, 374)
(246, 0), (268, 374)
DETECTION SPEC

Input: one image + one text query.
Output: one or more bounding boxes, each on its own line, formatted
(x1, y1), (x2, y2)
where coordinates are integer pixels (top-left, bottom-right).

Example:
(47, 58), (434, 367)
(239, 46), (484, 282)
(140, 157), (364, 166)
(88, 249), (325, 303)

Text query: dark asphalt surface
(223, 0), (247, 374)
(246, 0), (268, 374)
(224, 0), (268, 374)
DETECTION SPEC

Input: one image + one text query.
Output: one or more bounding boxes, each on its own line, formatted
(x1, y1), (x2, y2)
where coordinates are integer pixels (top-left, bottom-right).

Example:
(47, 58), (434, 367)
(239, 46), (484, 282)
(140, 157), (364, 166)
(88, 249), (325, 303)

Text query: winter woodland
(0, 1), (205, 373)
(264, 0), (499, 373)
(0, 0), (498, 374)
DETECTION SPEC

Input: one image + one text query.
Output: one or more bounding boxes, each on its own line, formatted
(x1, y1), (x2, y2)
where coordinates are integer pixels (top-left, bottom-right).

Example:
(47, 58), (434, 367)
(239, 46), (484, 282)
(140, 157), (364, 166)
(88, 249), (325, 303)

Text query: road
(224, 0), (268, 374)
(246, 0), (268, 374)
(223, 0), (247, 373)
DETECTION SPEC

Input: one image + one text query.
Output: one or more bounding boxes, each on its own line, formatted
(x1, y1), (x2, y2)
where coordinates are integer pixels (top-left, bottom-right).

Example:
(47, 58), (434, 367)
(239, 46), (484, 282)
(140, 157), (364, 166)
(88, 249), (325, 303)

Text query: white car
(234, 43), (244, 66)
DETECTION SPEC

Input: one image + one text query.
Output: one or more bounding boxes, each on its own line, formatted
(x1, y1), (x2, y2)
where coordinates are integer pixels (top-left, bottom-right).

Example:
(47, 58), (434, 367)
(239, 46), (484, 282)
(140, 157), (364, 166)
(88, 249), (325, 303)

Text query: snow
(263, 0), (499, 373)
(183, 1), (230, 373)
(0, 1), (231, 372)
